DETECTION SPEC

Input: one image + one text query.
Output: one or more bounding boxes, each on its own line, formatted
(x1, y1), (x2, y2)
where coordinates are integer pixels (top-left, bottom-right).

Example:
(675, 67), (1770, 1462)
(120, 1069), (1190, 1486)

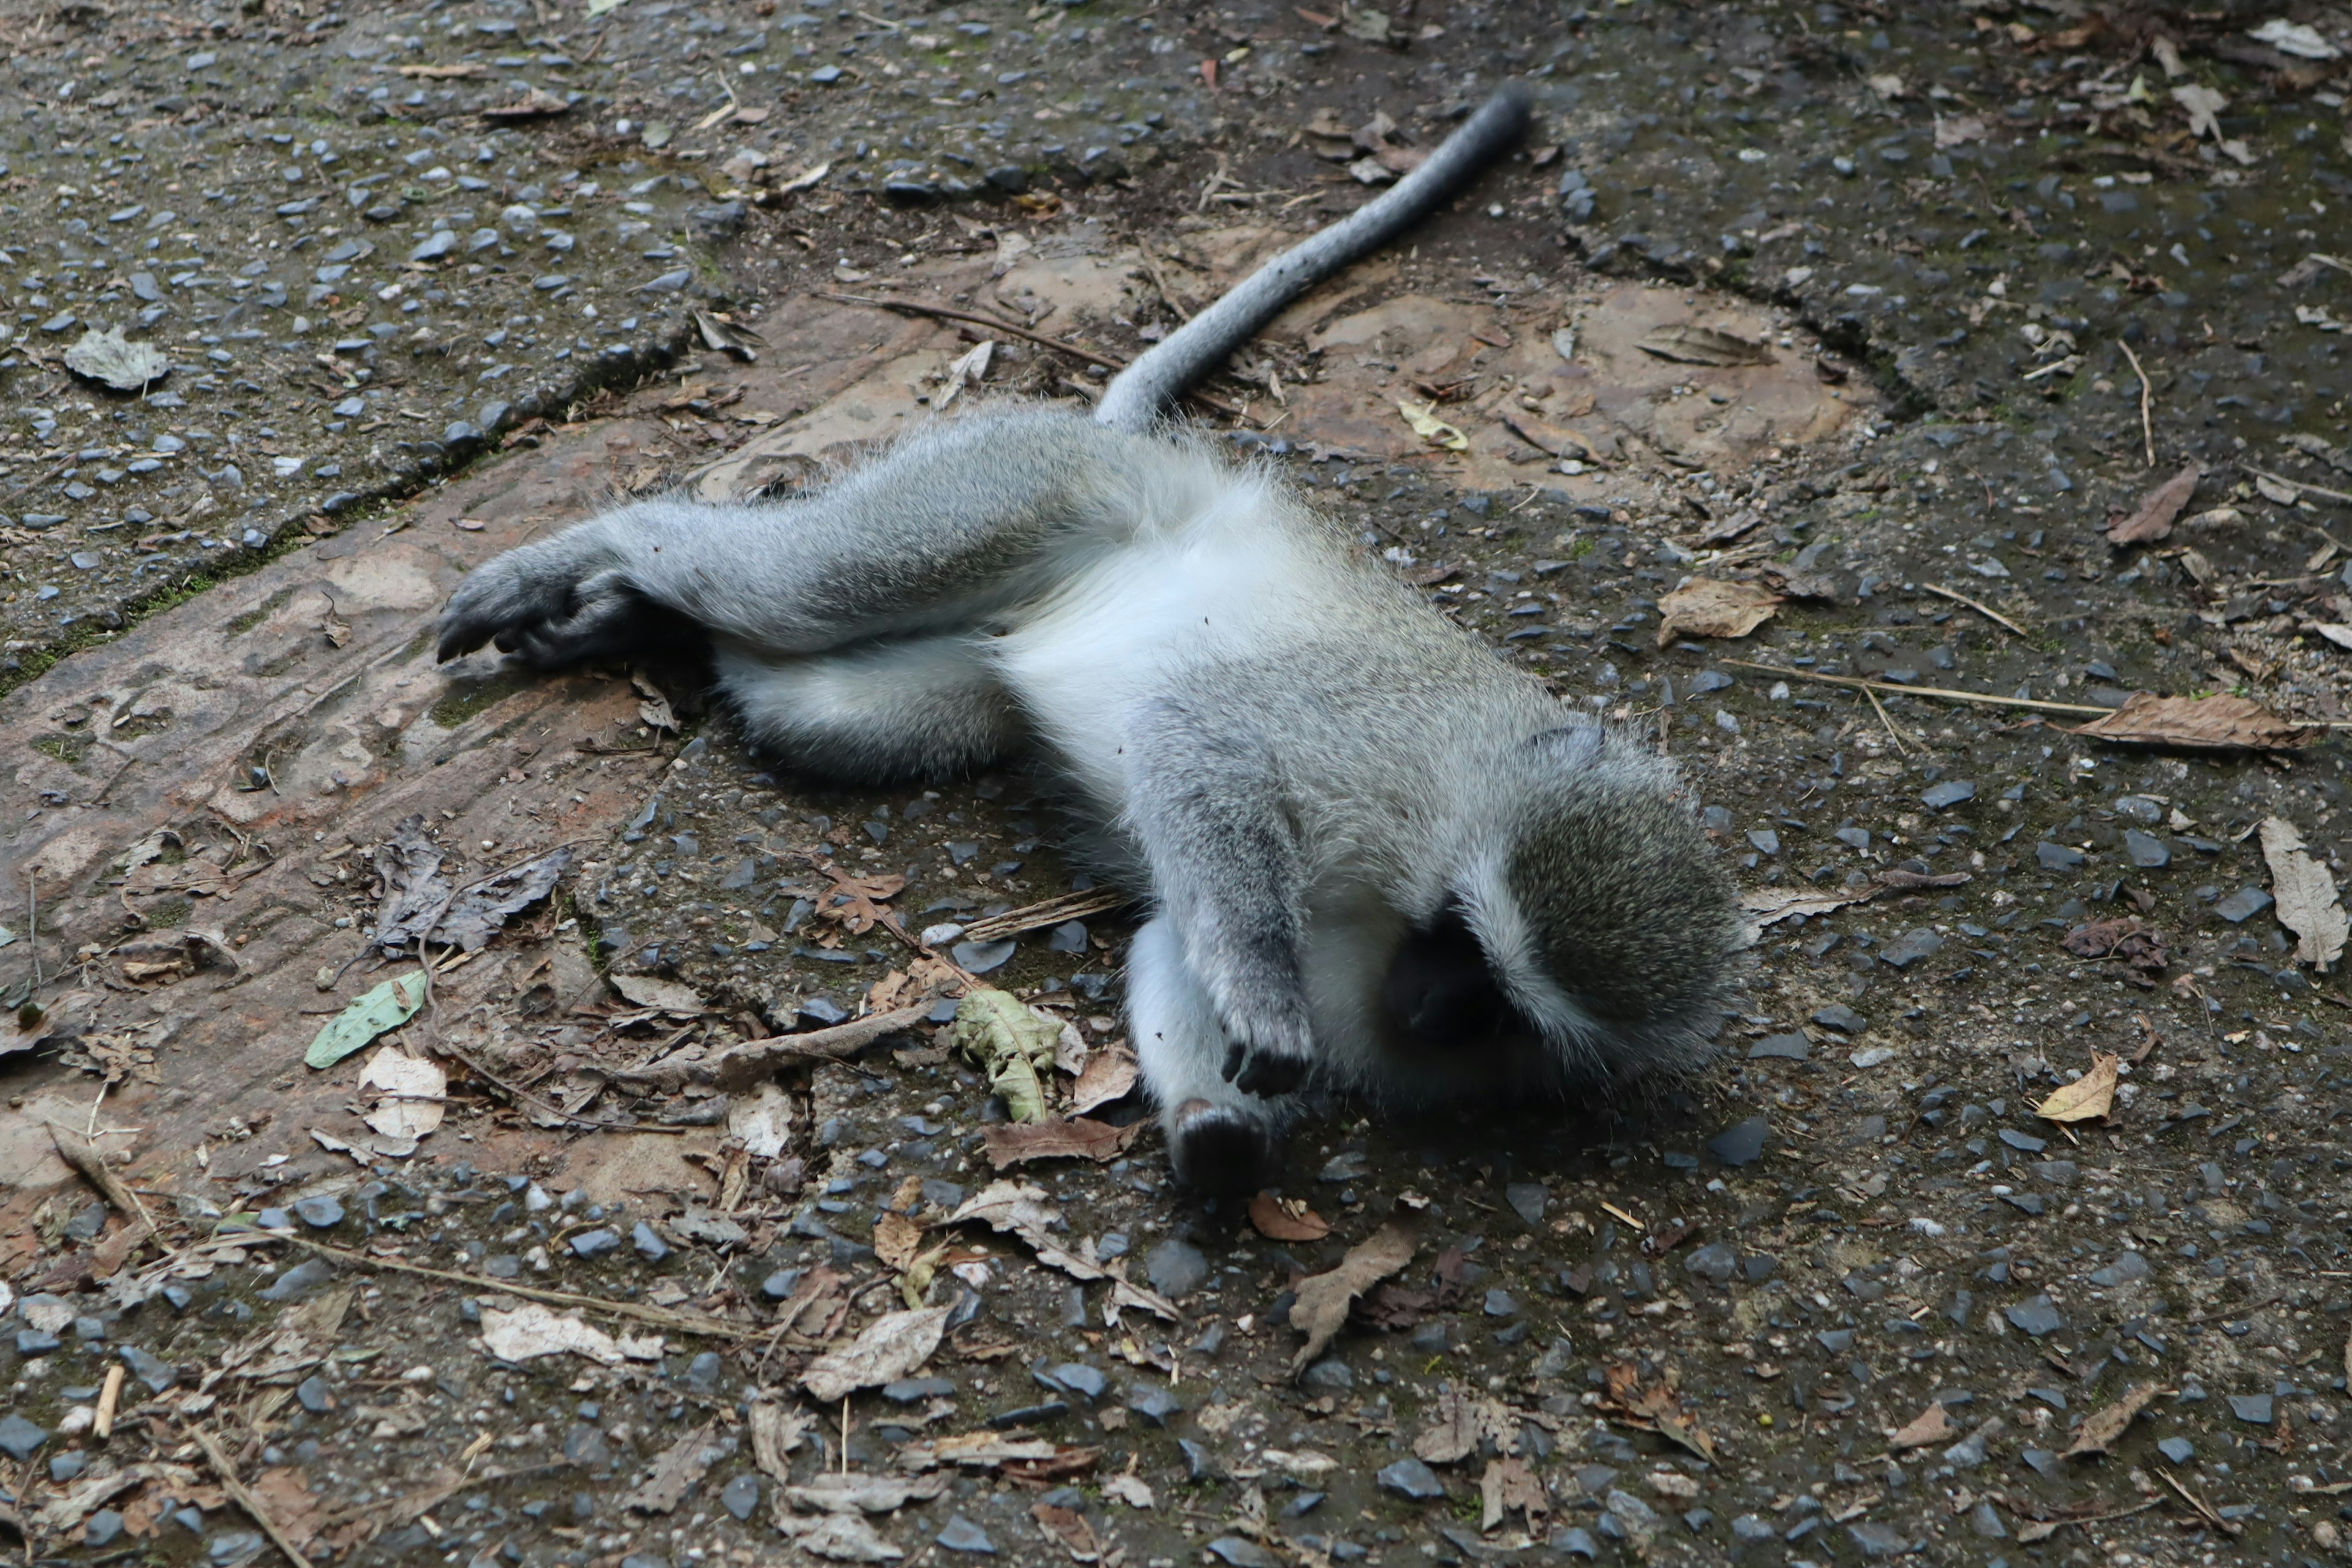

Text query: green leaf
(306, 971), (428, 1069)
(952, 987), (1061, 1123)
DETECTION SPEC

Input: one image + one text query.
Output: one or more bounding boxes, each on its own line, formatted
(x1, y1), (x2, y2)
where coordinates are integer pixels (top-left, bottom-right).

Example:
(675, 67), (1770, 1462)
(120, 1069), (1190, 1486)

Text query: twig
(1720, 658), (2111, 715)
(191, 1425), (318, 1568)
(2117, 339), (2155, 469)
(611, 1003), (936, 1094)
(94, 1365), (125, 1441)
(1920, 582), (2031, 639)
(48, 1126), (164, 1249)
(2248, 466), (2352, 507)
(958, 887), (1130, 944)
(1863, 685), (1915, 756)
(435, 1038), (692, 1134)
(282, 1237), (775, 1341)
(2155, 1466), (2240, 1536)
(1134, 241), (1195, 322)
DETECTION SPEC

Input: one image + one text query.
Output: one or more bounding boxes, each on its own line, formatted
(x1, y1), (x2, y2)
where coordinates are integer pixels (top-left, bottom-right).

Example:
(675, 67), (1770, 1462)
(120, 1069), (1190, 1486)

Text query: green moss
(32, 736), (88, 764)
(431, 668), (538, 730)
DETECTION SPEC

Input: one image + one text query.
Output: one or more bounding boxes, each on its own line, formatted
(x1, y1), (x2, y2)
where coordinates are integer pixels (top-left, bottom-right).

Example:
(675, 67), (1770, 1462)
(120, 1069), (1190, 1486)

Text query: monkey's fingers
(1220, 1043), (1247, 1085)
(1231, 1047), (1308, 1099)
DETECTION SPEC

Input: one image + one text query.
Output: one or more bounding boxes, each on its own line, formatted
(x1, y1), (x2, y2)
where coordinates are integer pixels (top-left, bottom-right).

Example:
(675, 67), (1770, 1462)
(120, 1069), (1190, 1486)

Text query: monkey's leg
(715, 637), (1020, 783)
(438, 411), (1131, 667)
(1128, 916), (1287, 1194)
(1124, 697), (1315, 1098)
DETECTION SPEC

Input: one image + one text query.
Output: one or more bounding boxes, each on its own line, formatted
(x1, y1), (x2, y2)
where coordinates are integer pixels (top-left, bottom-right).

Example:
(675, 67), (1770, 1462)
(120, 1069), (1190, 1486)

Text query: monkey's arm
(1124, 698), (1314, 1098)
(437, 412), (1126, 666)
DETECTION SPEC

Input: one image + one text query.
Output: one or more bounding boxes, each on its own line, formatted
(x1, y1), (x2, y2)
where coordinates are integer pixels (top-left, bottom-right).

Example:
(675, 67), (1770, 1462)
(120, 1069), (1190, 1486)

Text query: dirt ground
(5, 3), (2352, 1567)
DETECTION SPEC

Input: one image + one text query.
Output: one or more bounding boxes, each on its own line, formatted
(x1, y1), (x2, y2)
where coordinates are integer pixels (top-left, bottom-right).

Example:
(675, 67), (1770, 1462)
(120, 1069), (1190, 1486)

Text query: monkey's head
(1388, 721), (1739, 1088)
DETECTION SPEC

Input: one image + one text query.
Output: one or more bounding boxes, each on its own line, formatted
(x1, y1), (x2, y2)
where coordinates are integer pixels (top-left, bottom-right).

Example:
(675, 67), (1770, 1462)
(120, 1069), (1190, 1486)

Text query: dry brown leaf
(1289, 1219), (1416, 1375)
(1888, 1401), (1956, 1450)
(788, 1472), (949, 1513)
(812, 867), (910, 938)
(1480, 1456), (1548, 1532)
(2035, 1054), (2120, 1124)
(622, 1423), (728, 1514)
(1246, 1193), (1332, 1243)
(1656, 578), (1784, 648)
(874, 1210), (927, 1272)
(979, 1117), (1142, 1170)
(2064, 1381), (2159, 1457)
(2107, 462), (2201, 545)
(2260, 816), (2349, 970)
(801, 1306), (951, 1403)
(1414, 1384), (1520, 1464)
(749, 1403), (816, 1478)
(481, 86), (571, 119)
(898, 1433), (1063, 1471)
(946, 1181), (1183, 1319)
(1068, 1043), (1139, 1115)
(2072, 693), (2313, 751)
(1636, 323), (1773, 366)
(609, 973), (710, 1015)
(1031, 1501), (1103, 1562)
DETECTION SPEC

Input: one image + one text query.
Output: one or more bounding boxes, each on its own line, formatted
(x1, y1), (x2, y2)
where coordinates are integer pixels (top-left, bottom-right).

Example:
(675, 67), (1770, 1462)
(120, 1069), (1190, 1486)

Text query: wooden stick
(1720, 658), (2112, 715)
(94, 1364), (126, 1441)
(609, 1003), (936, 1094)
(1919, 582), (2031, 639)
(2248, 465), (2352, 507)
(282, 1237), (776, 1341)
(192, 1425), (319, 1568)
(1863, 684), (1915, 756)
(48, 1125), (164, 1247)
(2118, 339), (2155, 470)
(958, 887), (1130, 944)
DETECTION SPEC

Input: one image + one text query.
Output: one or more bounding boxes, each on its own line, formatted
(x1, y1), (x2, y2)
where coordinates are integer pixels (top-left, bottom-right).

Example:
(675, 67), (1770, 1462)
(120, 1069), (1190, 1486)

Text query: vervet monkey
(437, 85), (1739, 1194)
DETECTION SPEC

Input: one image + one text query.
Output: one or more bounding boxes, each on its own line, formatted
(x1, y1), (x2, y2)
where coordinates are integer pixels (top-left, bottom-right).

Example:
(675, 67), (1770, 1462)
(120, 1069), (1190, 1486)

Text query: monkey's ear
(1526, 720), (1604, 767)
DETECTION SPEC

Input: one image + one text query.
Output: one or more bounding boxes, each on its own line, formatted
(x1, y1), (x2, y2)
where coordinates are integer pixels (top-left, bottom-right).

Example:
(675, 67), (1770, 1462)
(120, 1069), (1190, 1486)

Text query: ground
(3, 2), (2352, 1567)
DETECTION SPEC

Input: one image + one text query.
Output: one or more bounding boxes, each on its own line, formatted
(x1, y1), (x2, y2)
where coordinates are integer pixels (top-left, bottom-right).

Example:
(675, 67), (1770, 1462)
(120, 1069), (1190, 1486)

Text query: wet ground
(6, 2), (2352, 1566)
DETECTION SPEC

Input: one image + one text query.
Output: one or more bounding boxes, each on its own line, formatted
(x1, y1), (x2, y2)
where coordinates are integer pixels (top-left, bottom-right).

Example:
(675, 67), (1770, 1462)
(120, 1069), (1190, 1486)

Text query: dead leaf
(773, 1510), (906, 1562)
(1656, 578), (1784, 648)
(811, 865), (911, 940)
(1103, 1472), (1155, 1510)
(2260, 816), (2350, 969)
(2035, 1054), (2120, 1124)
(2171, 83), (2226, 141)
(358, 1046), (446, 1143)
(1289, 1219), (1416, 1374)
(397, 62), (483, 78)
(610, 973), (710, 1015)
(898, 1433), (1063, 1471)
(1636, 323), (1773, 367)
(1888, 1401), (1956, 1450)
(482, 86), (571, 120)
(2059, 918), (2169, 979)
(874, 1210), (927, 1272)
(622, 1422), (730, 1513)
(1481, 1455), (1548, 1532)
(1068, 1043), (1139, 1115)
(2072, 693), (2313, 751)
(1501, 409), (1600, 462)
(1246, 1193), (1332, 1243)
(750, 1401), (817, 1477)
(945, 1182), (1181, 1318)
(979, 1117), (1141, 1169)
(1934, 115), (1988, 147)
(787, 1472), (949, 1513)
(1031, 1501), (1103, 1562)
(2064, 1381), (2159, 1458)
(935, 340), (994, 413)
(1414, 1384), (1519, 1464)
(802, 1306), (951, 1403)
(954, 990), (1063, 1124)
(480, 1303), (662, 1366)
(2106, 463), (2201, 545)
(1597, 1362), (1717, 1462)
(1398, 399), (1468, 451)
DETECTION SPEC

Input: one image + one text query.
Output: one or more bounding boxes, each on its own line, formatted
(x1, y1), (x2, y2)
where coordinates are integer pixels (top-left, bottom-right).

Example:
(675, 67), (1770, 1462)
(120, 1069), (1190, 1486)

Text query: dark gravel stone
(296, 1375), (330, 1414)
(2089, 1252), (2150, 1286)
(1731, 1513), (1776, 1543)
(86, 1510), (126, 1547)
(1178, 1438), (1223, 1481)
(952, 938), (1017, 974)
(254, 1207), (290, 1232)
(1207, 1539), (1278, 1568)
(721, 1474), (759, 1521)
(51, 1451), (85, 1482)
(569, 1228), (620, 1259)
(1998, 1129), (2046, 1153)
(2227, 1393), (2273, 1424)
(1300, 1359), (1354, 1391)
(986, 1401), (1068, 1429)
(565, 1424), (614, 1470)
(936, 1513), (995, 1553)
(1147, 1239), (1208, 1297)
(2005, 1295), (2065, 1336)
(685, 1351), (723, 1395)
(1378, 1458), (1446, 1500)
(884, 1377), (956, 1403)
(2157, 1436), (2194, 1463)
(2037, 841), (2086, 871)
(1706, 1115), (1769, 1166)
(1552, 1525), (1599, 1558)
(632, 1221), (669, 1262)
(258, 1258), (335, 1303)
(1849, 1521), (1912, 1557)
(1920, 780), (1975, 809)
(1879, 929), (1943, 968)
(0, 1415), (47, 1460)
(121, 1345), (179, 1393)
(1051, 1363), (1107, 1401)
(1126, 1384), (1182, 1426)
(1483, 1287), (1518, 1318)
(2124, 830), (2171, 868)
(292, 1196), (344, 1229)
(688, 201), (747, 238)
(442, 420), (485, 449)
(1683, 1243), (1737, 1283)
(1747, 1033), (1810, 1061)
(2215, 887), (2273, 923)
(1812, 1004), (1867, 1034)
(1504, 1182), (1548, 1225)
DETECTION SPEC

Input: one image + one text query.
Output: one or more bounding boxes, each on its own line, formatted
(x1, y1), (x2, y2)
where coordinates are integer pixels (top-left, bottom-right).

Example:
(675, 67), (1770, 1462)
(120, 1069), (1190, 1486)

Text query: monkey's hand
(437, 529), (639, 668)
(1216, 1003), (1314, 1098)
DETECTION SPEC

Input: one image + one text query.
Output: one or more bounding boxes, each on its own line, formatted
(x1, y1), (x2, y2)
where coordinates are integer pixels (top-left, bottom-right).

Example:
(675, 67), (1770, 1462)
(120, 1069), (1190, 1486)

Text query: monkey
(435, 85), (1741, 1195)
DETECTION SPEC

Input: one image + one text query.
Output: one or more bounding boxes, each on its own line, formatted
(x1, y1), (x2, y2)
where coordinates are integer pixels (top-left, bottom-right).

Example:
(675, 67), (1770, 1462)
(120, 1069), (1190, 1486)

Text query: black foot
(1168, 1099), (1281, 1196)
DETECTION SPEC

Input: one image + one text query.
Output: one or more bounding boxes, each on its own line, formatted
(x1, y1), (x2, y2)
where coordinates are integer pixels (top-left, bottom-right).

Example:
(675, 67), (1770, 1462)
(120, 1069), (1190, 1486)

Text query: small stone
(1207, 1539), (1278, 1568)
(986, 1402), (1067, 1430)
(408, 230), (458, 263)
(1126, 1385), (1183, 1426)
(2124, 831), (2171, 869)
(685, 1351), (723, 1395)
(1551, 1525), (1600, 1558)
(1300, 1359), (1354, 1392)
(2227, 1393), (2273, 1425)
(1377, 1458), (1446, 1500)
(884, 1378), (956, 1403)
(1146, 1239), (1208, 1297)
(763, 1268), (806, 1301)
(1731, 1514), (1776, 1543)
(259, 1258), (336, 1303)
(1483, 1287), (1518, 1318)
(254, 1207), (291, 1232)
(51, 1452), (85, 1482)
(2157, 1436), (2194, 1463)
(86, 1510), (126, 1548)
(2215, 887), (2273, 924)
(1706, 1115), (1769, 1166)
(1849, 1521), (1912, 1557)
(936, 1513), (995, 1553)
(1998, 1129), (2047, 1153)
(1052, 1363), (1107, 1401)
(442, 420), (485, 449)
(1920, 780), (1975, 809)
(1178, 1438), (1223, 1482)
(1969, 1501), (2007, 1539)
(569, 1228), (620, 1259)
(2089, 1252), (2149, 1287)
(952, 939), (1017, 974)
(1683, 1243), (1737, 1284)
(1504, 1182), (1548, 1226)
(1879, 929), (1943, 968)
(2005, 1295), (2065, 1336)
(292, 1195), (344, 1229)
(0, 1415), (48, 1460)
(2037, 842), (2086, 872)
(632, 1221), (669, 1262)
(1812, 1004), (1867, 1034)
(721, 1474), (759, 1521)
(1747, 1033), (1810, 1061)
(120, 1345), (178, 1393)
(296, 1375), (330, 1414)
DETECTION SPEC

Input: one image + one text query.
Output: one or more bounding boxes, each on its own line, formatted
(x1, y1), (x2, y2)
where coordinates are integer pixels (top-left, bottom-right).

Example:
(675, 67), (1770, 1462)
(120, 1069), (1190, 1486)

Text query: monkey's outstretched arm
(437, 412), (1129, 665)
(1123, 698), (1314, 1098)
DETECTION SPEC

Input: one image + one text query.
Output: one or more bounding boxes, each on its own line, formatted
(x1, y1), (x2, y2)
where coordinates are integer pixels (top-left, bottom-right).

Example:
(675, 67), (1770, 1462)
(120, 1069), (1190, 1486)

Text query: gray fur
(438, 410), (1737, 1193)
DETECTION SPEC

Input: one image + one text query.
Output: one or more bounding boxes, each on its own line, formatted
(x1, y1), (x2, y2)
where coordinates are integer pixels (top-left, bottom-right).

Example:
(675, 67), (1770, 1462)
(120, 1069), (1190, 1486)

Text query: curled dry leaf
(481, 1303), (663, 1366)
(622, 1422), (729, 1514)
(1635, 323), (1773, 367)
(1398, 399), (1469, 452)
(801, 1306), (952, 1404)
(2106, 463), (2200, 546)
(2059, 917), (2169, 979)
(2260, 816), (2350, 970)
(1481, 1456), (1548, 1532)
(2072, 693), (2313, 751)
(1246, 1193), (1332, 1243)
(954, 988), (1063, 1124)
(2064, 1382), (2160, 1457)
(1068, 1042), (1139, 1115)
(944, 1180), (1183, 1319)
(979, 1117), (1142, 1170)
(1414, 1384), (1519, 1465)
(774, 1512), (905, 1563)
(1288, 1218), (1417, 1374)
(1031, 1501), (1102, 1562)
(1888, 1401), (1956, 1450)
(1102, 1472), (1155, 1510)
(358, 1045), (447, 1143)
(2035, 1054), (2120, 1124)
(611, 973), (710, 1016)
(1656, 578), (1784, 649)
(787, 1472), (949, 1514)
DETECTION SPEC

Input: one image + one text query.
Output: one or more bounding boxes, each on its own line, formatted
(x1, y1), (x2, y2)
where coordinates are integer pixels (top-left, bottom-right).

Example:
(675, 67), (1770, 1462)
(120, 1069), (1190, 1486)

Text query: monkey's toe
(1167, 1099), (1281, 1196)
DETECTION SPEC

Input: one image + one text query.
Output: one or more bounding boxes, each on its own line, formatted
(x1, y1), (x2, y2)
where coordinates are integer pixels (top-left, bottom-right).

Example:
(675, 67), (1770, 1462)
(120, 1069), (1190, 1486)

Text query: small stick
(94, 1364), (126, 1441)
(1863, 685), (1915, 756)
(2118, 339), (2155, 469)
(1720, 658), (2111, 716)
(958, 887), (1129, 944)
(434, 1038), (693, 1135)
(48, 1126), (162, 1246)
(2247, 466), (2352, 507)
(192, 1425), (319, 1568)
(1919, 582), (2031, 639)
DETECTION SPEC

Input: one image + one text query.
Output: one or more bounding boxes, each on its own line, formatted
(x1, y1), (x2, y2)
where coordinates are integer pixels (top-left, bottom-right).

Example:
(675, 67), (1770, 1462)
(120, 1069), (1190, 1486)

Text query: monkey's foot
(1167, 1099), (1280, 1196)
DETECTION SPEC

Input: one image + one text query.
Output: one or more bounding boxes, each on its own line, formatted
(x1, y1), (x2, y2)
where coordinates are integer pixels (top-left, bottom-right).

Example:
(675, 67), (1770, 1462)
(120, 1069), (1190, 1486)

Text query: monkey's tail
(1092, 81), (1534, 433)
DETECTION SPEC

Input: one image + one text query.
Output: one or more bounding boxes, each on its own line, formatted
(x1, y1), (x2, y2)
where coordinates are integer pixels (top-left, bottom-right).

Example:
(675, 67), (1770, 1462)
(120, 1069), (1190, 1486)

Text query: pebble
(1877, 929), (1943, 968)
(2215, 887), (2273, 923)
(1504, 1182), (1548, 1225)
(1207, 1539), (1279, 1568)
(1146, 1239), (1208, 1297)
(631, 1221), (670, 1262)
(85, 1507), (126, 1546)
(1706, 1116), (1769, 1166)
(1849, 1521), (1912, 1557)
(1683, 1242), (1737, 1283)
(1812, 1004), (1867, 1034)
(2124, 830), (2171, 868)
(569, 1228), (621, 1259)
(296, 1375), (331, 1414)
(951, 939), (1017, 973)
(292, 1195), (344, 1229)
(1050, 1363), (1107, 1401)
(2088, 1251), (2149, 1286)
(1377, 1458), (1446, 1500)
(120, 1345), (178, 1393)
(258, 1259), (336, 1303)
(2004, 1295), (2065, 1336)
(2037, 842), (2086, 871)
(1747, 1033), (1810, 1061)
(1300, 1359), (1354, 1391)
(2228, 1392), (2274, 1425)
(2157, 1436), (2195, 1463)
(935, 1514), (995, 1553)
(1919, 780), (1975, 809)
(1126, 1385), (1183, 1426)
(721, 1474), (760, 1521)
